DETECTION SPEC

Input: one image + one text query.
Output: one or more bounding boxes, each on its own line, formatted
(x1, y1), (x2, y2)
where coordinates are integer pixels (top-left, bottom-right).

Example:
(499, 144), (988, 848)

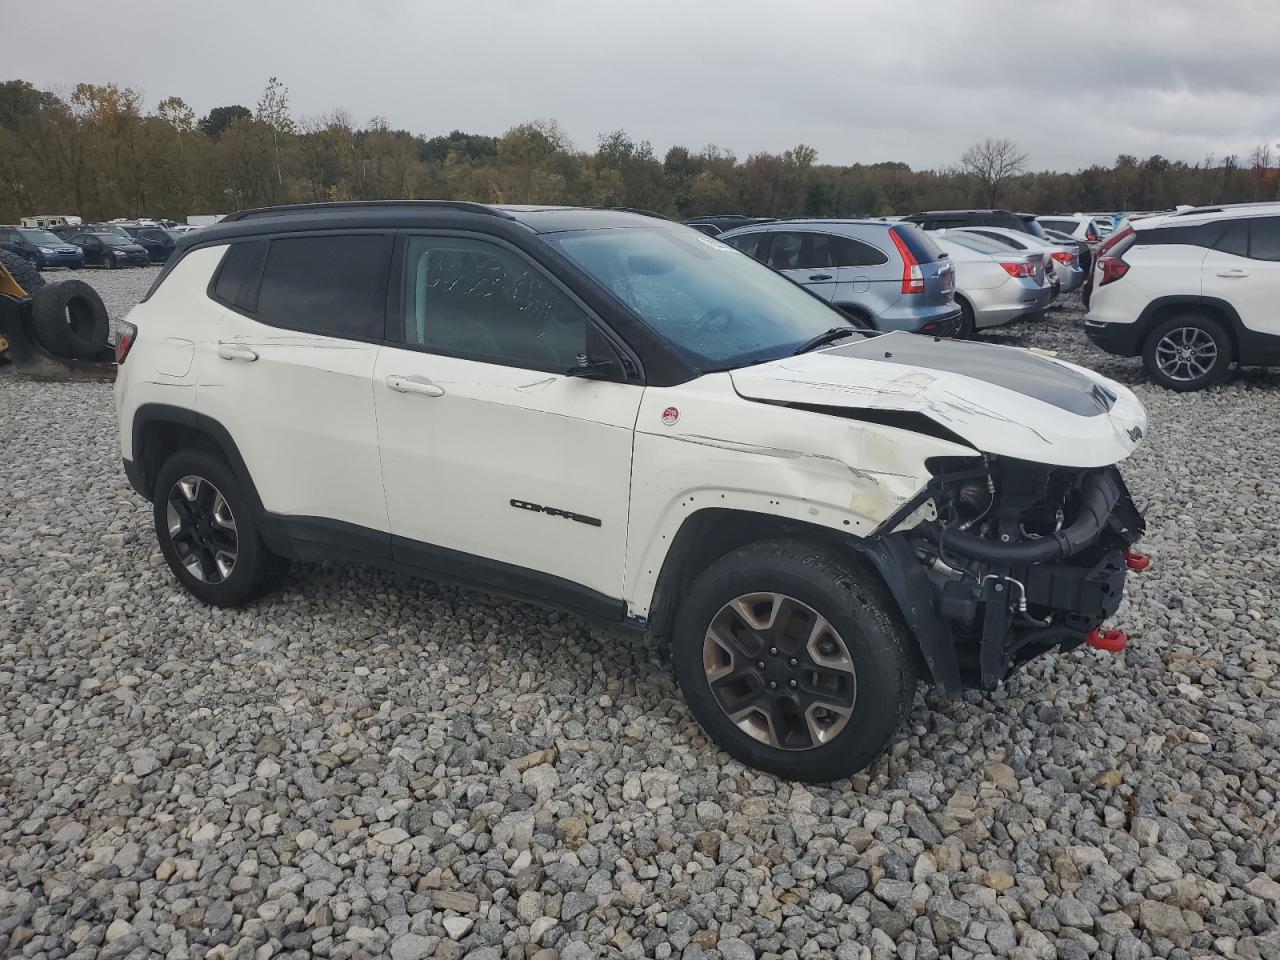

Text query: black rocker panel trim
(1133, 295), (1280, 366)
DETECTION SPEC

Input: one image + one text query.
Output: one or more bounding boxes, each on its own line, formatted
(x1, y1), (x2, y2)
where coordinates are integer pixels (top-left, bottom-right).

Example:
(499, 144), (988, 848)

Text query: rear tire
(0, 249), (44, 293)
(153, 448), (275, 607)
(956, 297), (977, 339)
(1142, 313), (1232, 391)
(672, 539), (917, 782)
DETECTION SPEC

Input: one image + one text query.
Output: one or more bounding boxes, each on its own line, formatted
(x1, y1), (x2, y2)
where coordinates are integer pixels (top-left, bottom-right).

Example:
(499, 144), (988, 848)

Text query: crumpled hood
(730, 332), (1147, 468)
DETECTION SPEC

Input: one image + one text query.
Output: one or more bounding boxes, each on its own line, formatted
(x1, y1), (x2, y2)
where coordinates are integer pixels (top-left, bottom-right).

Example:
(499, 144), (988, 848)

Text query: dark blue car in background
(0, 225), (85, 269)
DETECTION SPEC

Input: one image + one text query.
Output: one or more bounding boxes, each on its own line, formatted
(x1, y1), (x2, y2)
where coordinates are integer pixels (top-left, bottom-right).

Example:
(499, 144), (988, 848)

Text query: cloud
(6, 0), (1279, 171)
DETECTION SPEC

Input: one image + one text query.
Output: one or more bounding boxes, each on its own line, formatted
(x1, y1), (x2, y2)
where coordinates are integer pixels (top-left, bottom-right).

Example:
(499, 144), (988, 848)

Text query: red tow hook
(1124, 550), (1150, 571)
(1085, 628), (1129, 653)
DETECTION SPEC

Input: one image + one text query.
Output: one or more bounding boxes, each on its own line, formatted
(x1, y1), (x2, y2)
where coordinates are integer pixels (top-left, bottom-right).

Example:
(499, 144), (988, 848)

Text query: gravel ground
(2, 267), (1279, 960)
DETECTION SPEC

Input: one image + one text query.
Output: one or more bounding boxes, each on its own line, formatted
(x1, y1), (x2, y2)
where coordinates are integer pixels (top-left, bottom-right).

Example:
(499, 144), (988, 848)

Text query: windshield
(550, 225), (857, 370)
(19, 229), (62, 245)
(100, 235), (133, 247)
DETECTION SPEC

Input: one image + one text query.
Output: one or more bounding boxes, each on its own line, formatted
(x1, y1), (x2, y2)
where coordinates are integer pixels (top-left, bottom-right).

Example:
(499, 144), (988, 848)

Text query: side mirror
(565, 353), (622, 380)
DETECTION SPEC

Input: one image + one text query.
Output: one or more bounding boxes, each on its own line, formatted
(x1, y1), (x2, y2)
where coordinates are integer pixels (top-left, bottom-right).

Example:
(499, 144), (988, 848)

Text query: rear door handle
(808, 273), (834, 281)
(385, 374), (445, 398)
(1216, 269), (1249, 278)
(216, 343), (258, 362)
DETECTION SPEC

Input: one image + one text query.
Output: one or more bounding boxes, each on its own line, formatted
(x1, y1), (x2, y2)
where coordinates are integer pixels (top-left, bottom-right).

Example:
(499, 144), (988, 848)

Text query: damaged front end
(863, 455), (1147, 693)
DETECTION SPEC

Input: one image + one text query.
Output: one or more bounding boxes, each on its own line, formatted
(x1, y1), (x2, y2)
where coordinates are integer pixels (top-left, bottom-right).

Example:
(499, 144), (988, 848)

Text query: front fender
(624, 376), (973, 618)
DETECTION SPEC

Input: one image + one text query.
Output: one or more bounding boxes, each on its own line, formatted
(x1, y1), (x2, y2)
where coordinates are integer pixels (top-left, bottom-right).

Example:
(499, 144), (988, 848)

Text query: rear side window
(890, 224), (944, 263)
(1247, 217), (1280, 261)
(765, 232), (887, 270)
(1039, 219), (1077, 233)
(211, 242), (264, 308)
(1213, 221), (1248, 257)
(1143, 222), (1227, 250)
(255, 235), (389, 340)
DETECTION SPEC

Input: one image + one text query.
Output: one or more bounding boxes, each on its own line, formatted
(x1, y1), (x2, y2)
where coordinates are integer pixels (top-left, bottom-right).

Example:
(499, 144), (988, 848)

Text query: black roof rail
(608, 207), (672, 221)
(220, 200), (513, 223)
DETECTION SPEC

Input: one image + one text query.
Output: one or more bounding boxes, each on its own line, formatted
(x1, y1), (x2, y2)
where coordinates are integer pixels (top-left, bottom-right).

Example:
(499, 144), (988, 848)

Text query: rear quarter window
(890, 224), (944, 263)
(209, 241), (267, 310)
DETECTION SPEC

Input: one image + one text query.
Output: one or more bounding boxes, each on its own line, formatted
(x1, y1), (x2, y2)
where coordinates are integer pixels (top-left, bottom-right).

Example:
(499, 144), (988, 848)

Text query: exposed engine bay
(887, 455), (1147, 690)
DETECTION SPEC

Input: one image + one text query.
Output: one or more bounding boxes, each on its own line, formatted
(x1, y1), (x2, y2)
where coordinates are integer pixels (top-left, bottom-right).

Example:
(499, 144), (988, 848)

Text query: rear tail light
(115, 321), (137, 364)
(1051, 251), (1075, 264)
(888, 228), (925, 294)
(1097, 255), (1130, 286)
(1086, 231), (1100, 242)
(1000, 261), (1032, 278)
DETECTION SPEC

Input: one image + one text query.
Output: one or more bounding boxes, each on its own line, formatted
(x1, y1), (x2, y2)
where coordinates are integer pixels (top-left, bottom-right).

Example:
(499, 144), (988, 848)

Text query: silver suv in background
(717, 219), (961, 335)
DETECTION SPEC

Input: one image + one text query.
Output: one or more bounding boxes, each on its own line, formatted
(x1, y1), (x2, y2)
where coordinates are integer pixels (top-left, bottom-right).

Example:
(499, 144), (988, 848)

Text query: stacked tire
(1, 249), (110, 361)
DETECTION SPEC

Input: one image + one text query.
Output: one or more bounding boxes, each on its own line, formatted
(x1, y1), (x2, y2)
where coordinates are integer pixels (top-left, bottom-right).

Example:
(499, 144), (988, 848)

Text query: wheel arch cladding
(1139, 296), (1240, 357)
(132, 404), (266, 518)
(644, 507), (958, 692)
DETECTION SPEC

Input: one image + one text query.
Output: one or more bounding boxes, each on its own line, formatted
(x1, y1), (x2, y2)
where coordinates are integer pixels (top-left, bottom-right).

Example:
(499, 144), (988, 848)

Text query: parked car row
(0, 220), (188, 269)
(707, 209), (1090, 338)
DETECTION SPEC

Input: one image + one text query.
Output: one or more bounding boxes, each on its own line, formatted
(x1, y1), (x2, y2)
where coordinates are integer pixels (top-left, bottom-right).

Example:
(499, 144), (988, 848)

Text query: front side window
(256, 235), (388, 339)
(402, 236), (586, 371)
(551, 225), (856, 371)
(721, 232), (764, 259)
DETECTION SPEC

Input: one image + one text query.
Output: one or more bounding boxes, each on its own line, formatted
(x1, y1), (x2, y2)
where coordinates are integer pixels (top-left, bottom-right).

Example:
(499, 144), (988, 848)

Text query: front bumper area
(862, 462), (1146, 695)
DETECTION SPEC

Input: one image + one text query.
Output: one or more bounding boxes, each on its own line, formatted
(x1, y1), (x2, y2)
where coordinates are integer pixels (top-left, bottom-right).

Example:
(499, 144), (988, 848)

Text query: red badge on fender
(662, 406), (680, 426)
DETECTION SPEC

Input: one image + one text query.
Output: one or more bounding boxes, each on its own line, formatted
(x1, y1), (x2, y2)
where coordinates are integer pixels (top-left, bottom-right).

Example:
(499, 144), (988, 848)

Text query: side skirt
(260, 512), (637, 635)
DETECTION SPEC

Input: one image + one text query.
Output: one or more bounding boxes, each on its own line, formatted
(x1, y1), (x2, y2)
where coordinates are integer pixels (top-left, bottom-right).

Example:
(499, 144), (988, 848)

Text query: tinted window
(1248, 217), (1280, 261)
(212, 242), (264, 309)
(402, 236), (586, 371)
(1039, 219), (1078, 234)
(722, 232), (764, 259)
(891, 224), (944, 263)
(0, 229), (18, 242)
(256, 235), (388, 339)
(830, 236), (888, 267)
(1210, 221), (1247, 257)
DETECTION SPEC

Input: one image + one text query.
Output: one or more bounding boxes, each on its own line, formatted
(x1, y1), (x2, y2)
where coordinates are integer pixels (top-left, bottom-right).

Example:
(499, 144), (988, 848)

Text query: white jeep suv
(1085, 202), (1280, 390)
(115, 202), (1149, 781)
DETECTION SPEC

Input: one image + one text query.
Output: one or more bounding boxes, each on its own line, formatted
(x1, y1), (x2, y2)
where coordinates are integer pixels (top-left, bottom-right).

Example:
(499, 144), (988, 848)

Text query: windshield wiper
(793, 326), (858, 356)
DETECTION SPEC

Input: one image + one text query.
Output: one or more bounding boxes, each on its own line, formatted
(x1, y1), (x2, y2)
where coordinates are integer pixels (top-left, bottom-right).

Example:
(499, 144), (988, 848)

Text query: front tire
(152, 448), (274, 607)
(672, 539), (917, 782)
(1142, 313), (1232, 391)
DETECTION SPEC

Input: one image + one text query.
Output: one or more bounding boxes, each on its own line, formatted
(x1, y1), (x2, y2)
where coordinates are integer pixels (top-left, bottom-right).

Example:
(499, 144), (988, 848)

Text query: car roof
(906, 209), (1016, 217)
(1133, 202), (1280, 231)
(716, 218), (900, 239)
(204, 201), (671, 243)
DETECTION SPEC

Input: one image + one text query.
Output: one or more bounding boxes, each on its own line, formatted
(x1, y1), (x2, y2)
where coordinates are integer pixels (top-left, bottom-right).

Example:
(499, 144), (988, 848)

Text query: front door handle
(1216, 269), (1249, 278)
(216, 343), (258, 362)
(385, 374), (445, 398)
(809, 273), (834, 281)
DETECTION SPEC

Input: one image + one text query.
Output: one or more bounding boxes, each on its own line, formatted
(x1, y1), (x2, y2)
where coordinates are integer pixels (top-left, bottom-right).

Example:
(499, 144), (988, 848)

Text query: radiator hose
(938, 469), (1121, 564)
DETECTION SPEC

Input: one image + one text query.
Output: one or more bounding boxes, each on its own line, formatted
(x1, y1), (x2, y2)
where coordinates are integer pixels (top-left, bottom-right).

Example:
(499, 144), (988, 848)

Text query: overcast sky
(7, 0), (1280, 171)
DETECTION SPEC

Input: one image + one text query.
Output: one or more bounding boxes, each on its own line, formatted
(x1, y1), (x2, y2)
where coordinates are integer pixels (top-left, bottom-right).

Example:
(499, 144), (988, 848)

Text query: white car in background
(933, 231), (1053, 334)
(955, 226), (1084, 294)
(1085, 202), (1280, 390)
(1037, 214), (1104, 245)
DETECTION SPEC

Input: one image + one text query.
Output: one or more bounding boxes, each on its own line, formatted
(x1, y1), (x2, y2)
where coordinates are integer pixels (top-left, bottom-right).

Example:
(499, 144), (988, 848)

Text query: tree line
(1, 78), (1277, 225)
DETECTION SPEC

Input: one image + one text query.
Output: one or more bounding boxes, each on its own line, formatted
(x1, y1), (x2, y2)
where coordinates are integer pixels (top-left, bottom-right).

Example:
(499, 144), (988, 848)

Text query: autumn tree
(960, 137), (1028, 206)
